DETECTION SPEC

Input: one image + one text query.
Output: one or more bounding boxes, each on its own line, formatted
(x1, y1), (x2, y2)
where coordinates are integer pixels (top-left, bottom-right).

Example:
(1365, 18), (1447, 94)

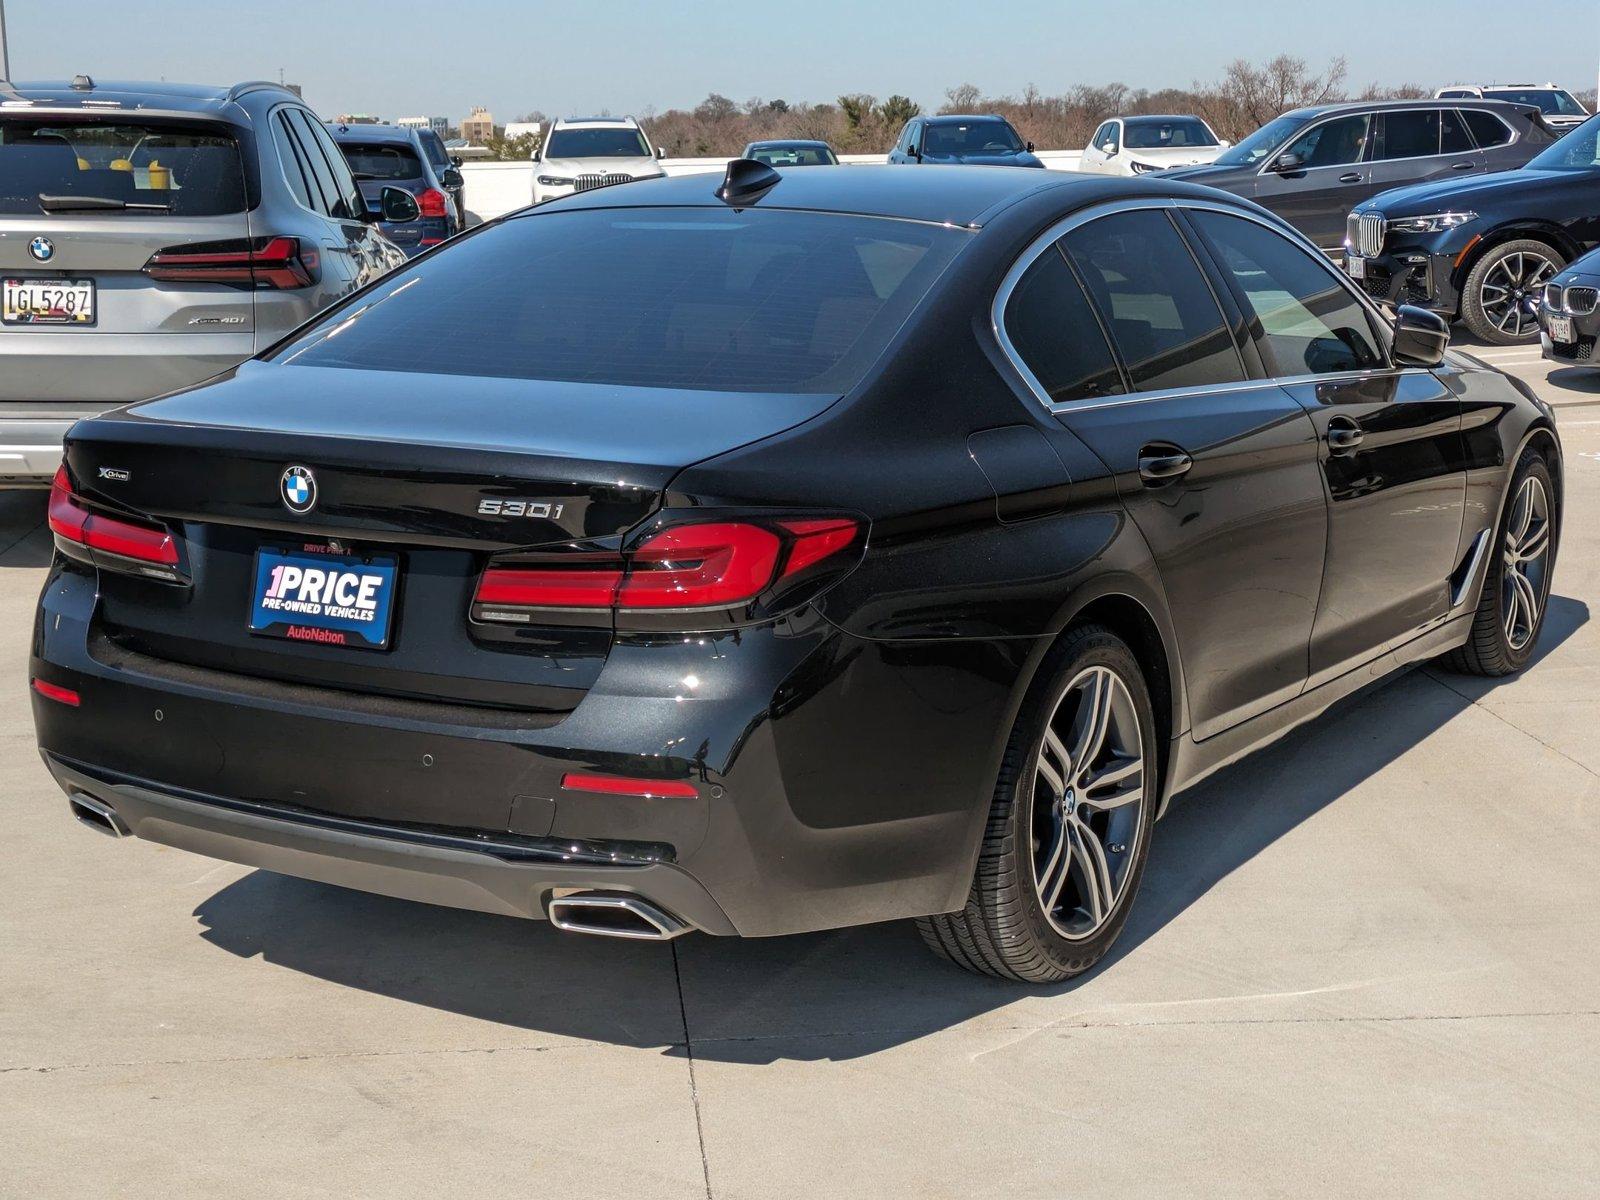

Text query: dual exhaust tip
(67, 793), (692, 942)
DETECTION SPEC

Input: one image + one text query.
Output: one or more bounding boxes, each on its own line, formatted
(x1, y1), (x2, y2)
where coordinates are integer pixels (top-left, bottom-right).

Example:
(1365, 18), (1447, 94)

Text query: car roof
(924, 114), (1012, 124)
(555, 116), (639, 127)
(327, 123), (416, 143)
(521, 164), (1233, 229)
(1285, 97), (1529, 120)
(746, 139), (831, 149)
(0, 78), (298, 116)
(1120, 113), (1209, 123)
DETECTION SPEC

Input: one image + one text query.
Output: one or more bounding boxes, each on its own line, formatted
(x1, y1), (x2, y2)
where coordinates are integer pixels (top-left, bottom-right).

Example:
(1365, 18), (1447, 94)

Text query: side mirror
(1026, 140), (1035, 152)
(1220, 139), (1233, 148)
(531, 148), (541, 162)
(656, 146), (666, 160)
(378, 185), (420, 223)
(909, 146), (921, 161)
(450, 155), (462, 168)
(1392, 304), (1450, 367)
(1271, 151), (1303, 173)
(1102, 142), (1117, 154)
(441, 167), (464, 189)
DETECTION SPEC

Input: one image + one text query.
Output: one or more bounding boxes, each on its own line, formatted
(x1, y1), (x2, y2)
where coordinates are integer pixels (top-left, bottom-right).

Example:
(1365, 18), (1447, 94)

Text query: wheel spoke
(1037, 727), (1069, 799)
(1078, 756), (1143, 810)
(1068, 670), (1112, 783)
(1036, 819), (1070, 912)
(1516, 521), (1550, 564)
(1068, 822), (1113, 926)
(1511, 568), (1540, 631)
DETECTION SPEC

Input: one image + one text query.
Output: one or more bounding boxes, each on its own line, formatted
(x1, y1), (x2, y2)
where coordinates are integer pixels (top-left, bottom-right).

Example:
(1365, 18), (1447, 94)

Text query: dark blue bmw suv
(327, 123), (463, 256)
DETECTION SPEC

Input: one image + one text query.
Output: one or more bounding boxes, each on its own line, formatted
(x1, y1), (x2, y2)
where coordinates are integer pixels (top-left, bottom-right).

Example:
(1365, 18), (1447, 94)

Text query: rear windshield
(336, 140), (424, 180)
(748, 144), (837, 166)
(1124, 118), (1219, 149)
(0, 121), (245, 216)
(272, 208), (968, 394)
(545, 127), (651, 158)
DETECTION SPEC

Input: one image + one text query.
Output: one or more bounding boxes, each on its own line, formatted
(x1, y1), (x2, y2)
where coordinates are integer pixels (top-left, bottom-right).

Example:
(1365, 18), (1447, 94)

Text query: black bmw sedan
(31, 163), (1561, 982)
(1349, 115), (1600, 344)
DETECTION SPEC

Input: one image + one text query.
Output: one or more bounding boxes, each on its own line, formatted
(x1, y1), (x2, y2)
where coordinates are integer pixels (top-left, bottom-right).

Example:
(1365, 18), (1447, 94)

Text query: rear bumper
(46, 754), (738, 933)
(0, 416), (78, 483)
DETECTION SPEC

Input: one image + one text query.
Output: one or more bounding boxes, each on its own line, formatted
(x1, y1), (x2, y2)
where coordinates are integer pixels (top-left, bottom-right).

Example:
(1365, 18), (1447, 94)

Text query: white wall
(459, 150), (1085, 224)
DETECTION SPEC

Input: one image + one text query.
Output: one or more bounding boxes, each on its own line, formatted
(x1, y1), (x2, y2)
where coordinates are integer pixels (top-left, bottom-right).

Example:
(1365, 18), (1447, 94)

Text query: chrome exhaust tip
(546, 891), (692, 940)
(68, 792), (129, 838)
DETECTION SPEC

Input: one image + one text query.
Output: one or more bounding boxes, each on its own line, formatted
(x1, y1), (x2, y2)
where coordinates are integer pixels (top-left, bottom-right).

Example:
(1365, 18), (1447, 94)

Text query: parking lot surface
(3, 340), (1598, 1199)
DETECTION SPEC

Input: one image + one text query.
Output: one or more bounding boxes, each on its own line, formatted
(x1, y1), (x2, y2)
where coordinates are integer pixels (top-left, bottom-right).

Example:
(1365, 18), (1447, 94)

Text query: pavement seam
(1423, 667), (1600, 782)
(6, 1007), (1596, 1075)
(0, 516), (45, 562)
(672, 939), (715, 1200)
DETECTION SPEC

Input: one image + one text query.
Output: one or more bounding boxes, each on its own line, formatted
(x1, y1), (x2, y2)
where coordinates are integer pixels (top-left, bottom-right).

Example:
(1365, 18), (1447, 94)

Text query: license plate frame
(248, 545), (400, 651)
(1345, 255), (1367, 281)
(1548, 314), (1575, 344)
(2, 277), (96, 326)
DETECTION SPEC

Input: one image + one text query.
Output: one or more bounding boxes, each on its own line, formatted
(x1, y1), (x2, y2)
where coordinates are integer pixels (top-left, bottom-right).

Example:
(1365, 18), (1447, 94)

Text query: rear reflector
(561, 773), (698, 799)
(31, 678), (81, 707)
(49, 466), (181, 575)
(143, 235), (318, 289)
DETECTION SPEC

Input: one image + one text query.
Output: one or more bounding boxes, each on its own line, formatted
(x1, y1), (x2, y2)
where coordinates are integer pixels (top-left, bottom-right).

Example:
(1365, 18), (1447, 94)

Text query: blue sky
(6, 0), (1598, 123)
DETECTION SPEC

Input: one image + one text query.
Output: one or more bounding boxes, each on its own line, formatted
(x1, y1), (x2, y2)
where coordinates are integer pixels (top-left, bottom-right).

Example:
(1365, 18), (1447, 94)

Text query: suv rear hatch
(0, 115), (257, 416)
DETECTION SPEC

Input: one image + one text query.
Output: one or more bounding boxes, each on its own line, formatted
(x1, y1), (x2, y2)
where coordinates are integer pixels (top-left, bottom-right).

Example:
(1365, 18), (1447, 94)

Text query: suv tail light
(416, 187), (450, 219)
(472, 516), (863, 627)
(143, 236), (319, 289)
(49, 466), (184, 581)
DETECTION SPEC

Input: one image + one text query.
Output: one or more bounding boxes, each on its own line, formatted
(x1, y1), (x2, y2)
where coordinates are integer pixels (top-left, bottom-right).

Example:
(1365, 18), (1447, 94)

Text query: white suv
(1436, 84), (1589, 132)
(531, 117), (666, 205)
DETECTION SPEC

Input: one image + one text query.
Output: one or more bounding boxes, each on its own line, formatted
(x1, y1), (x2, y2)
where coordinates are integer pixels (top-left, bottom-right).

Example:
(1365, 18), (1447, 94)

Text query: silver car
(0, 77), (412, 484)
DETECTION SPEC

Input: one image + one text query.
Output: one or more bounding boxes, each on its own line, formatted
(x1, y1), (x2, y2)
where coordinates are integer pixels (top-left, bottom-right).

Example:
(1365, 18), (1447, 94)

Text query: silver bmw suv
(0, 77), (413, 484)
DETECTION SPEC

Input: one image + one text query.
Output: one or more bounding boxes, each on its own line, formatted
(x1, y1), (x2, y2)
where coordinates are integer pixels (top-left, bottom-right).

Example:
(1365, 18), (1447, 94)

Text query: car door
(1368, 108), (1481, 195)
(1255, 111), (1374, 250)
(999, 204), (1328, 740)
(1183, 206), (1466, 685)
(1083, 123), (1111, 173)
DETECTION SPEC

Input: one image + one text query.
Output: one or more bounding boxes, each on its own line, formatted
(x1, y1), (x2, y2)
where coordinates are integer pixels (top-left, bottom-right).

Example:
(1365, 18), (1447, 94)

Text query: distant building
(332, 113), (382, 125)
(460, 106), (494, 144)
(397, 116), (449, 137)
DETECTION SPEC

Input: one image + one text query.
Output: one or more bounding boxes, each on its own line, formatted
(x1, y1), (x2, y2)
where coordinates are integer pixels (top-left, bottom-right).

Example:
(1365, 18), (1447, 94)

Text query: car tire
(1441, 447), (1558, 676)
(917, 624), (1158, 983)
(1460, 239), (1566, 345)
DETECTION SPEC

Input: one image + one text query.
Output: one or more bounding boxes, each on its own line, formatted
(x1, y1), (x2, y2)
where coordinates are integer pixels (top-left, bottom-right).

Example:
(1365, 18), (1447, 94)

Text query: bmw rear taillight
(143, 236), (319, 289)
(49, 466), (184, 581)
(471, 516), (863, 627)
(416, 188), (450, 219)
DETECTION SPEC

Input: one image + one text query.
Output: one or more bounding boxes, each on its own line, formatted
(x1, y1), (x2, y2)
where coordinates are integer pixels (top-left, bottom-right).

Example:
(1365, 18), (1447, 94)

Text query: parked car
(1346, 114), (1600, 344)
(1160, 99), (1555, 251)
(1437, 84), (1589, 133)
(1540, 247), (1600, 365)
(327, 123), (462, 256)
(531, 116), (666, 205)
(1078, 114), (1227, 175)
(32, 163), (1560, 983)
(741, 139), (839, 167)
(887, 114), (1044, 167)
(0, 77), (411, 486)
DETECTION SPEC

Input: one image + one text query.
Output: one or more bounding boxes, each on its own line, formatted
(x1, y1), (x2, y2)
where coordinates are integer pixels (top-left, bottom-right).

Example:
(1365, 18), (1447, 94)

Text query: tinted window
(1464, 109), (1512, 148)
(747, 145), (835, 166)
(1442, 109), (1474, 154)
(303, 118), (365, 219)
(1283, 114), (1372, 167)
(1378, 110), (1442, 159)
(1123, 118), (1218, 149)
(1190, 211), (1383, 376)
(0, 120), (244, 216)
(923, 120), (1024, 155)
(1102, 123), (1121, 151)
(420, 132), (450, 167)
(272, 209), (967, 394)
(544, 127), (651, 158)
(285, 110), (342, 215)
(1061, 210), (1245, 393)
(271, 115), (315, 210)
(1003, 249), (1124, 405)
(337, 141), (424, 180)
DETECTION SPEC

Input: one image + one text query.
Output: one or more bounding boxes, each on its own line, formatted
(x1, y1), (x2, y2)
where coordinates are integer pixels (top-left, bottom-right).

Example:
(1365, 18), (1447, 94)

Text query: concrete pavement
(2, 343), (1597, 1198)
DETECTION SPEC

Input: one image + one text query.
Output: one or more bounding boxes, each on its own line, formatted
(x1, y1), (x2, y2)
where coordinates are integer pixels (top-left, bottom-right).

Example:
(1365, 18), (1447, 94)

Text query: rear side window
(1189, 210), (1383, 376)
(0, 121), (244, 216)
(1464, 109), (1513, 148)
(1441, 110), (1474, 154)
(1060, 210), (1245, 393)
(1377, 110), (1444, 159)
(1002, 249), (1125, 405)
(272, 208), (968, 394)
(336, 141), (424, 180)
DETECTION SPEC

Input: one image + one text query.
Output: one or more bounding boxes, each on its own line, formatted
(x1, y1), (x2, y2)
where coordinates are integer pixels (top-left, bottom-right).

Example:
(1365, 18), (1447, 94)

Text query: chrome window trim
(991, 196), (1412, 418)
(1247, 106), (1516, 179)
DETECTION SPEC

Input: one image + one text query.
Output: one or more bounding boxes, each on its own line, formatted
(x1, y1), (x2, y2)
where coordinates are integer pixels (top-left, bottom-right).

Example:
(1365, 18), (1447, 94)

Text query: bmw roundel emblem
(28, 236), (54, 263)
(280, 465), (317, 513)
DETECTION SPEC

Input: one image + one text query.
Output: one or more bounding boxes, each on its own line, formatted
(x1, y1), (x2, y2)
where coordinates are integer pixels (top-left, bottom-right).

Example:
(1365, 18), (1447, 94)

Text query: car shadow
(1547, 367), (1600, 395)
(191, 596), (1588, 1063)
(0, 491), (50, 568)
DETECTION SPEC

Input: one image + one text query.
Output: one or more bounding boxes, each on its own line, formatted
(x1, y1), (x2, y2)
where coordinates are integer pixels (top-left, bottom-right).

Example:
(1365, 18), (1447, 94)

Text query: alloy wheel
(1030, 665), (1146, 941)
(1502, 474), (1552, 651)
(1480, 251), (1559, 339)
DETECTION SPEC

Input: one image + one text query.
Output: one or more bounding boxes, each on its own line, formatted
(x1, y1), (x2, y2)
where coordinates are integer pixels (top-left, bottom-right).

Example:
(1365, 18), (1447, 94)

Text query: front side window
(544, 127), (651, 158)
(1189, 210), (1384, 376)
(1060, 209), (1245, 394)
(1002, 249), (1124, 405)
(0, 120), (244, 216)
(1214, 114), (1308, 165)
(1102, 123), (1121, 152)
(271, 208), (969, 394)
(1282, 114), (1372, 168)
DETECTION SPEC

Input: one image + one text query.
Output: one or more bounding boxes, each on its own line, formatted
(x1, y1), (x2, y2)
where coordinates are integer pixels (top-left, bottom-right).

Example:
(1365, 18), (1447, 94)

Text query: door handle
(1137, 447), (1193, 485)
(1339, 172), (1362, 183)
(1450, 161), (1476, 171)
(1326, 420), (1364, 455)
